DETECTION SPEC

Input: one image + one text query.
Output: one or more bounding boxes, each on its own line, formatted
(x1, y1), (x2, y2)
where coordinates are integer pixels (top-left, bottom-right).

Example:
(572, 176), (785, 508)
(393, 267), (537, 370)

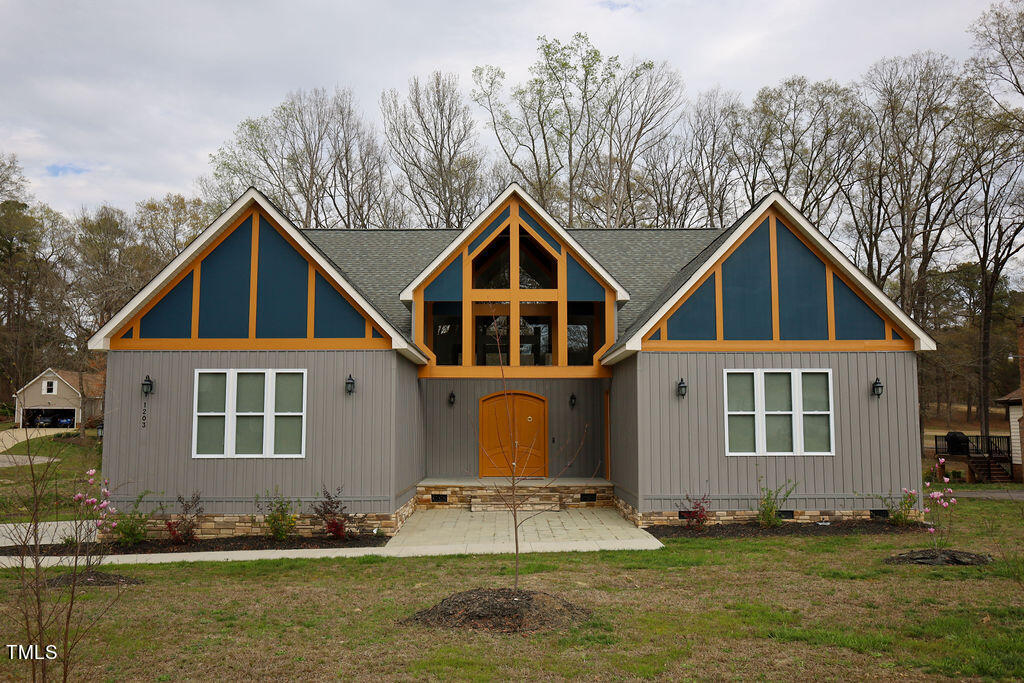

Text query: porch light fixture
(676, 378), (687, 398)
(569, 393), (577, 409)
(345, 374), (356, 395)
(871, 377), (884, 398)
(448, 391), (456, 406)
(141, 375), (154, 397)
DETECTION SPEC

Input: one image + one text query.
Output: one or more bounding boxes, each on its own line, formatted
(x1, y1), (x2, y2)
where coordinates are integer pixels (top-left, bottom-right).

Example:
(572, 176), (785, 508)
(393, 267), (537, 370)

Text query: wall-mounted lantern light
(676, 378), (687, 398)
(141, 375), (154, 397)
(569, 393), (577, 409)
(871, 377), (884, 398)
(345, 374), (356, 395)
(448, 391), (456, 406)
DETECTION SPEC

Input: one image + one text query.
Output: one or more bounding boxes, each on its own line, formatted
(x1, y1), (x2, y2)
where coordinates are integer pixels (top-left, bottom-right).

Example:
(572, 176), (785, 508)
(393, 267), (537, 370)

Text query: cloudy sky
(0, 0), (992, 215)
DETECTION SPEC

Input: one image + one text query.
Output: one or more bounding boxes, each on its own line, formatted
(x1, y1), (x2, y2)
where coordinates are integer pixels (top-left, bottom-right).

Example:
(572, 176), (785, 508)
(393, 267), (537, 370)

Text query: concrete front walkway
(0, 521), (95, 547)
(0, 508), (662, 567)
(385, 508), (662, 556)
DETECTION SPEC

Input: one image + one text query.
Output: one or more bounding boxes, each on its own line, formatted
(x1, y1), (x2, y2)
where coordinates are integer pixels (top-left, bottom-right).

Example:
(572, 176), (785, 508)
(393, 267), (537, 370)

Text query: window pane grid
(725, 369), (833, 456)
(193, 369), (305, 458)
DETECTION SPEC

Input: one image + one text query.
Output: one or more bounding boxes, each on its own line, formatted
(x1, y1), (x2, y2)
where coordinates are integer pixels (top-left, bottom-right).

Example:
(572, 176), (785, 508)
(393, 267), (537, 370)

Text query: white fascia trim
(604, 192), (935, 365)
(87, 188), (428, 364)
(15, 368), (82, 397)
(399, 183), (630, 303)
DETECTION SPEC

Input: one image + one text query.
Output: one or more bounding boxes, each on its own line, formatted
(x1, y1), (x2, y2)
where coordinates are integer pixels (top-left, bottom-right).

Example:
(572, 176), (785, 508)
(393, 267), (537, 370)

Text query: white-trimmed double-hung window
(193, 369), (306, 458)
(724, 369), (834, 456)
(42, 380), (56, 395)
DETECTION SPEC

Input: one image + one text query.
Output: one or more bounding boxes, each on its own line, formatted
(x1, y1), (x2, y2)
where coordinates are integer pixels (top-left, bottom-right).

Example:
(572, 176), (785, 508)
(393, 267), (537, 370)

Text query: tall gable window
(418, 197), (615, 376)
(193, 369), (306, 458)
(724, 369), (834, 456)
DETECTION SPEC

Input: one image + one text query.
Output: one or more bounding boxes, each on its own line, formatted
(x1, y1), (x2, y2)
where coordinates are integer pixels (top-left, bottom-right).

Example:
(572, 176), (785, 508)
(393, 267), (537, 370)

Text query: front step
(470, 492), (561, 512)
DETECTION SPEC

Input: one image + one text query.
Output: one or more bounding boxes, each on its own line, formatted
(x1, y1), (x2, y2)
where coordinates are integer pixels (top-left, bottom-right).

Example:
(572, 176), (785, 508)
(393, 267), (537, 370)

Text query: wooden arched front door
(479, 391), (548, 477)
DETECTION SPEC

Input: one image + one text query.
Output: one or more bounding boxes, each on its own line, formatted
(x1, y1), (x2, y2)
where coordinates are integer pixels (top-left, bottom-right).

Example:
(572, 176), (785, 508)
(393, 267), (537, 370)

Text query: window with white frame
(724, 369), (834, 456)
(42, 380), (56, 395)
(193, 369), (306, 458)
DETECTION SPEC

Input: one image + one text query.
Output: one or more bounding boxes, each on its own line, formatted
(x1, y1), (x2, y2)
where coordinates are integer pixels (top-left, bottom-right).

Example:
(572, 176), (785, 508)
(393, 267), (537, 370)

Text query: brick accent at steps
(415, 482), (615, 511)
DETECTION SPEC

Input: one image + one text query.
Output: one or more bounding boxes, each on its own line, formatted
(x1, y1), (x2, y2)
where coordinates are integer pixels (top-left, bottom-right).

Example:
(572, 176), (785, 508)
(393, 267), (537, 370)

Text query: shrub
(114, 490), (161, 546)
(757, 477), (797, 528)
(679, 493), (710, 526)
(166, 491), (204, 544)
(884, 488), (919, 526)
(923, 458), (958, 549)
(311, 486), (347, 539)
(255, 488), (297, 540)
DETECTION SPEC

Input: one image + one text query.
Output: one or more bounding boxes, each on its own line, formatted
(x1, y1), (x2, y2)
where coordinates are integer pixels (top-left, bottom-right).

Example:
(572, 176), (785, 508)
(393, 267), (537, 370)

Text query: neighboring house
(87, 185), (935, 531)
(13, 368), (105, 428)
(995, 316), (1024, 482)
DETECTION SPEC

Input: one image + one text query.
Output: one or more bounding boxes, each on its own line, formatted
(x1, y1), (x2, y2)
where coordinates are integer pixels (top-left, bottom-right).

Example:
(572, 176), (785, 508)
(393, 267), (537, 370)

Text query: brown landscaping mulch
(404, 587), (591, 633)
(44, 570), (143, 587)
(884, 549), (993, 566)
(5, 532), (388, 557)
(648, 519), (927, 539)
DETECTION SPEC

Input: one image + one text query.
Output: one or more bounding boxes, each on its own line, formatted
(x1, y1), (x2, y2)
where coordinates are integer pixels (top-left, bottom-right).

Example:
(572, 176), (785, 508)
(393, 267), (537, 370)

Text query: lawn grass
(0, 433), (102, 522)
(1, 499), (1022, 679)
(955, 482), (1024, 491)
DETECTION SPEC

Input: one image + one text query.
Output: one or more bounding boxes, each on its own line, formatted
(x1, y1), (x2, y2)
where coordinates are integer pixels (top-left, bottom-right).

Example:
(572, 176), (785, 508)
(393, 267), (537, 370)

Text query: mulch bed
(44, 570), (143, 587)
(404, 588), (591, 633)
(5, 533), (388, 557)
(647, 519), (927, 539)
(884, 549), (993, 566)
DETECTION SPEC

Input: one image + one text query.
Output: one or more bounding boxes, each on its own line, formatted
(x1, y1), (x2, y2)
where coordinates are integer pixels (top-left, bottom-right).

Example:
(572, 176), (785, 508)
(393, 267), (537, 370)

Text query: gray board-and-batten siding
(628, 350), (922, 512)
(103, 350), (421, 514)
(420, 378), (608, 479)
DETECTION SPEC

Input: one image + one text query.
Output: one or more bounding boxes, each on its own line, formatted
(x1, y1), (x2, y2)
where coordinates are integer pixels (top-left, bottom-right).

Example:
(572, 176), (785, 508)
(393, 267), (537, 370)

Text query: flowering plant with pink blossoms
(922, 458), (958, 549)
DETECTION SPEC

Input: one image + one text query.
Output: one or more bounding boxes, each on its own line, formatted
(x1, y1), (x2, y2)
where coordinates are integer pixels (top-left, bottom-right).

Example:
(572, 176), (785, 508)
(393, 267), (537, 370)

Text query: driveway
(0, 428), (75, 463)
(385, 507), (662, 556)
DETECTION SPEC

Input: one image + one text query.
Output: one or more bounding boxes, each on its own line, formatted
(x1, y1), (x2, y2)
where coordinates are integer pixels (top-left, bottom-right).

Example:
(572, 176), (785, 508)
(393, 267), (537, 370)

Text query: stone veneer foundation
(614, 495), (882, 527)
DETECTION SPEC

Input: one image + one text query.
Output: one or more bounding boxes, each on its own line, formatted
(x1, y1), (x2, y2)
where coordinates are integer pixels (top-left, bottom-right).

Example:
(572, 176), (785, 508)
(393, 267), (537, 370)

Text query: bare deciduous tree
(382, 72), (486, 230)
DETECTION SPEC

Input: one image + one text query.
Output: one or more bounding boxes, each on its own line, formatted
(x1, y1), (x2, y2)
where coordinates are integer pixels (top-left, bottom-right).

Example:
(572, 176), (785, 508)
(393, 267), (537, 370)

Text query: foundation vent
(431, 493), (448, 503)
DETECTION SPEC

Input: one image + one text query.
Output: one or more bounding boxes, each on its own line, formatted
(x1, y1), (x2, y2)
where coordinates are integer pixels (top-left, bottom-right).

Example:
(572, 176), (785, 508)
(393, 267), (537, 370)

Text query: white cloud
(0, 0), (990, 214)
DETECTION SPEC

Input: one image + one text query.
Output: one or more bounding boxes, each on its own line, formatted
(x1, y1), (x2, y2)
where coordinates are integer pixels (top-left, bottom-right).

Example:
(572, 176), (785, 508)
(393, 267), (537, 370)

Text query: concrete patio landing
(384, 508), (662, 556)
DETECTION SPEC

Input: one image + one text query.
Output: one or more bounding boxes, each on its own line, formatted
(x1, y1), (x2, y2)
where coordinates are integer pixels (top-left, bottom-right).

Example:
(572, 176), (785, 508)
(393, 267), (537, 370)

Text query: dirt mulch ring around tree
(44, 570), (143, 587)
(5, 533), (389, 557)
(884, 549), (993, 566)
(647, 519), (927, 539)
(404, 588), (591, 633)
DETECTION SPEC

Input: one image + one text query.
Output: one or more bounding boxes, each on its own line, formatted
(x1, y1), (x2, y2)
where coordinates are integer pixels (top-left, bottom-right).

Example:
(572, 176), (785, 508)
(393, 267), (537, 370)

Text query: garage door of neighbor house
(479, 392), (548, 477)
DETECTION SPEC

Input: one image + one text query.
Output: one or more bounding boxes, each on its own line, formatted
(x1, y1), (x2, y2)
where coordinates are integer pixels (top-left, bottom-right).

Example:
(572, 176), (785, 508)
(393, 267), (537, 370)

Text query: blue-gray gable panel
(314, 271), (364, 338)
(834, 275), (885, 340)
(520, 207), (561, 253)
(424, 254), (462, 302)
(666, 274), (716, 340)
(777, 224), (828, 340)
(198, 217), (251, 338)
(567, 254), (604, 301)
(722, 219), (772, 340)
(140, 271), (192, 338)
(256, 221), (307, 338)
(468, 206), (509, 254)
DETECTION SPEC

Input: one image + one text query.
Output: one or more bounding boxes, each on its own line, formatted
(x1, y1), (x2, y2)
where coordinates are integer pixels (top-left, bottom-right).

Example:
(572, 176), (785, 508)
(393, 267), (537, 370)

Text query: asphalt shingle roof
(302, 223), (740, 345)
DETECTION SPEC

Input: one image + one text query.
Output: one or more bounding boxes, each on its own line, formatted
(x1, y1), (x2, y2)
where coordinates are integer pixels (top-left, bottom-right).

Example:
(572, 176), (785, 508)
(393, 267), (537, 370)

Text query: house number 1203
(141, 401), (148, 429)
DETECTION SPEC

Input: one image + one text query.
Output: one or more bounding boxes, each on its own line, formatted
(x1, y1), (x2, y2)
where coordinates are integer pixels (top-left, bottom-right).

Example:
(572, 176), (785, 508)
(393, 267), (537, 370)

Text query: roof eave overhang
(87, 187), (429, 364)
(600, 191), (936, 365)
(399, 183), (630, 303)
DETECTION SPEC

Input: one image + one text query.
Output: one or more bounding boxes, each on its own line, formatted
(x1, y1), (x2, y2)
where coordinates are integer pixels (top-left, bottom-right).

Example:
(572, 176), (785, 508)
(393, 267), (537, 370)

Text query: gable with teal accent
(722, 219), (772, 340)
(256, 221), (308, 338)
(140, 271), (192, 338)
(666, 274), (716, 341)
(314, 272), (365, 338)
(520, 208), (561, 254)
(424, 254), (462, 302)
(833, 275), (885, 340)
(198, 217), (251, 338)
(469, 207), (509, 254)
(777, 223), (827, 340)
(567, 254), (604, 301)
